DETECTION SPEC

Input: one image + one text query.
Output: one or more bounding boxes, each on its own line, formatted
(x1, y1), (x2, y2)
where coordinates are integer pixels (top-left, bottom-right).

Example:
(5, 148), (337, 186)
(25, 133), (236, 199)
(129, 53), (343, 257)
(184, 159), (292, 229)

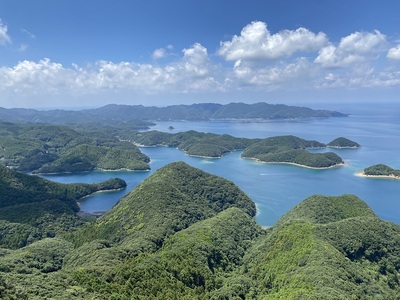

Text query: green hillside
(0, 164), (126, 248)
(0, 162), (399, 299)
(70, 161), (256, 251)
(0, 123), (150, 172)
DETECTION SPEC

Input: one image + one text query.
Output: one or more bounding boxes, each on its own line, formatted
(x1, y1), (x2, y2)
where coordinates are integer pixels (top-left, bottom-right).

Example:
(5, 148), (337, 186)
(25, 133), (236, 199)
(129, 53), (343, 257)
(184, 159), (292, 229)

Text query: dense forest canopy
(0, 162), (399, 299)
(0, 123), (150, 172)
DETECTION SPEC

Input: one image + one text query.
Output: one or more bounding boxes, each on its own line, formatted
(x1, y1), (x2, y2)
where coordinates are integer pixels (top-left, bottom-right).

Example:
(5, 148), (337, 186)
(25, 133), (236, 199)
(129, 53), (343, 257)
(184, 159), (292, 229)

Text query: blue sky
(0, 0), (399, 108)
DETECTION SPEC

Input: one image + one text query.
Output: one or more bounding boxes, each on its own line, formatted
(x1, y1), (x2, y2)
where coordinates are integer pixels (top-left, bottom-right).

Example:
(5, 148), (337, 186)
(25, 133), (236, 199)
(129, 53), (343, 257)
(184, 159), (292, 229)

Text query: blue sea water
(42, 102), (400, 227)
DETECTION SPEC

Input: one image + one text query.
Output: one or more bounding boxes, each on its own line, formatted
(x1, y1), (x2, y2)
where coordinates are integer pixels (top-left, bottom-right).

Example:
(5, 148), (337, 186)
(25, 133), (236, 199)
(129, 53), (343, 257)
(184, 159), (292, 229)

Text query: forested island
(358, 164), (400, 179)
(131, 131), (359, 169)
(0, 162), (399, 299)
(0, 119), (359, 172)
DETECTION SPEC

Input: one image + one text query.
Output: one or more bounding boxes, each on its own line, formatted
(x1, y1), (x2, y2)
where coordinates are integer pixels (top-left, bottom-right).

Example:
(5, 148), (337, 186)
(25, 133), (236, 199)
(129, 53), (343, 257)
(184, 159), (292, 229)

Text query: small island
(357, 164), (400, 180)
(241, 135), (345, 169)
(327, 137), (361, 148)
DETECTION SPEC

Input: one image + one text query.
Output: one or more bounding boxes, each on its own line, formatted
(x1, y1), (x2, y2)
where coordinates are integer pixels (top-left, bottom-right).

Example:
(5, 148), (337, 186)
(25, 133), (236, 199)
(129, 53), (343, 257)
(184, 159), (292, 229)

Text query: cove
(42, 102), (400, 227)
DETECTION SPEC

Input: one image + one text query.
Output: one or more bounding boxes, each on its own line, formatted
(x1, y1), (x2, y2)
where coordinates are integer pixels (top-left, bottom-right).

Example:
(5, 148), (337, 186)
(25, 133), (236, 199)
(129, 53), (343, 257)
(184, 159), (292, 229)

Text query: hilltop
(0, 162), (399, 299)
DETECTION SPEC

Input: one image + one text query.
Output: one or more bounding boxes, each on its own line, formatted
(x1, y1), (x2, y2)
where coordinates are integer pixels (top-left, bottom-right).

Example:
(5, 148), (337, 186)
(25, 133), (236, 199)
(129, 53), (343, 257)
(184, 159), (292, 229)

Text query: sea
(42, 102), (400, 227)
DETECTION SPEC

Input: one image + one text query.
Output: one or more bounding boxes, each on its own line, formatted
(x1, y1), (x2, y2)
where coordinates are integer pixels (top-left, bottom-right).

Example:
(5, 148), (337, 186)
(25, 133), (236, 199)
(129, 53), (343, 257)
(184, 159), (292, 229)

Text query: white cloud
(387, 45), (400, 60)
(0, 23), (399, 108)
(0, 43), (223, 102)
(152, 48), (167, 60)
(218, 21), (328, 61)
(315, 30), (387, 68)
(232, 58), (318, 91)
(0, 19), (11, 45)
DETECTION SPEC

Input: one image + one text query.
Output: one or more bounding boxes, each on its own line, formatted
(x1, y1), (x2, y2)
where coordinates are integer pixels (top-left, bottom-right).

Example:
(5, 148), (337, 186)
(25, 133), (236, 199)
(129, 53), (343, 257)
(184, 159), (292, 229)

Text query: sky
(0, 0), (399, 109)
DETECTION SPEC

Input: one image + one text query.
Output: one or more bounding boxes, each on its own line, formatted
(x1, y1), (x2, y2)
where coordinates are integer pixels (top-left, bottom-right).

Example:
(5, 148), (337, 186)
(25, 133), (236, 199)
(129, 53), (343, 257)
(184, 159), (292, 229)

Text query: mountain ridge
(0, 102), (348, 125)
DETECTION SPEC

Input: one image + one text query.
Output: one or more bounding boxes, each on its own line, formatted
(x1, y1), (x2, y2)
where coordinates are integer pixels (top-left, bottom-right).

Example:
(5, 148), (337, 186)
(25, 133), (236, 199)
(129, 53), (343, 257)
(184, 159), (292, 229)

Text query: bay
(42, 102), (400, 227)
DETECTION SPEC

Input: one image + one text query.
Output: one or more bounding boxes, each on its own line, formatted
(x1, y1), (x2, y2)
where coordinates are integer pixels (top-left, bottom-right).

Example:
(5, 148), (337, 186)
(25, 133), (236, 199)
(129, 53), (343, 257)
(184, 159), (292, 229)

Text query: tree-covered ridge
(0, 123), (150, 172)
(0, 102), (348, 125)
(362, 164), (400, 178)
(0, 163), (399, 299)
(132, 130), (256, 157)
(131, 131), (357, 168)
(0, 164), (126, 226)
(242, 194), (400, 299)
(241, 135), (345, 168)
(69, 161), (256, 251)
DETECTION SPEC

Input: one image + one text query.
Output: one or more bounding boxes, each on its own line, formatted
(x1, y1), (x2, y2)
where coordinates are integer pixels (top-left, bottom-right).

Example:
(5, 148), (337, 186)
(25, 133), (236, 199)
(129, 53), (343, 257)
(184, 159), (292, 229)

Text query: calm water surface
(42, 102), (400, 226)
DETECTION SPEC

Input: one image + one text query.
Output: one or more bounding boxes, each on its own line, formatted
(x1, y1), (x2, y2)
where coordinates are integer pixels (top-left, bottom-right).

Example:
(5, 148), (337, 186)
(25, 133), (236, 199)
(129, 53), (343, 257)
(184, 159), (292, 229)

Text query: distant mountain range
(0, 102), (347, 125)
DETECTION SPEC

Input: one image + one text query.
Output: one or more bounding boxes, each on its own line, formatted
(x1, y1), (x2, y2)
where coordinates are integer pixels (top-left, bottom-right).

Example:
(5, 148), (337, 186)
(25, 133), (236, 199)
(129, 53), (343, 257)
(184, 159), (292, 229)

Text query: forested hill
(0, 102), (347, 124)
(0, 162), (399, 299)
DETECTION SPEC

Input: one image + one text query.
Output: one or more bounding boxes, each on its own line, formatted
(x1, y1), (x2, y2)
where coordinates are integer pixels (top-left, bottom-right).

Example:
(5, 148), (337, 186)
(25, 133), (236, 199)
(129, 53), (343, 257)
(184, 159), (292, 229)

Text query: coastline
(244, 157), (346, 170)
(78, 187), (126, 202)
(355, 172), (400, 180)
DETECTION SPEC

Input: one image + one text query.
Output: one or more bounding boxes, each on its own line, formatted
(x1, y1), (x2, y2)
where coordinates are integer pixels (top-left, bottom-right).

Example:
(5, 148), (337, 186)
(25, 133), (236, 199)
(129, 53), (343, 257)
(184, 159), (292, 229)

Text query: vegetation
(0, 123), (150, 172)
(1, 162), (399, 299)
(0, 164), (126, 226)
(242, 135), (344, 168)
(130, 131), (357, 168)
(327, 137), (361, 148)
(363, 164), (400, 178)
(69, 161), (256, 250)
(0, 102), (348, 125)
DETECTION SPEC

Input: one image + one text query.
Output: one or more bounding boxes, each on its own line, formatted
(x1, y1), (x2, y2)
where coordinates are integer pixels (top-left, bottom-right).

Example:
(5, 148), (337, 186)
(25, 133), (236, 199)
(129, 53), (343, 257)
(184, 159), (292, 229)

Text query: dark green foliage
(275, 194), (377, 226)
(131, 130), (255, 157)
(70, 162), (256, 250)
(0, 238), (73, 274)
(242, 194), (400, 299)
(327, 137), (360, 148)
(242, 135), (344, 168)
(363, 164), (400, 177)
(0, 160), (399, 299)
(68, 208), (262, 299)
(132, 130), (350, 166)
(0, 164), (126, 224)
(0, 123), (150, 172)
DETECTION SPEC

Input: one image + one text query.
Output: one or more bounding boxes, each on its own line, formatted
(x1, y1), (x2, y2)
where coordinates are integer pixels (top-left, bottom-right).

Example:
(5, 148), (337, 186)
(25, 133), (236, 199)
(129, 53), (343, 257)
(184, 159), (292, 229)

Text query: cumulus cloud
(0, 19), (11, 45)
(0, 43), (224, 102)
(218, 21), (328, 61)
(1, 22), (399, 107)
(387, 45), (400, 60)
(315, 30), (387, 68)
(232, 58), (316, 90)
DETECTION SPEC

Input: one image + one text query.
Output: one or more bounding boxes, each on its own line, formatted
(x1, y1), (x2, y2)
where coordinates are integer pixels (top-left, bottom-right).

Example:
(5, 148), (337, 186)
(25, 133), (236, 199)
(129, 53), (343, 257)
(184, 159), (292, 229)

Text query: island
(241, 135), (345, 169)
(129, 131), (358, 169)
(327, 137), (361, 148)
(357, 164), (400, 179)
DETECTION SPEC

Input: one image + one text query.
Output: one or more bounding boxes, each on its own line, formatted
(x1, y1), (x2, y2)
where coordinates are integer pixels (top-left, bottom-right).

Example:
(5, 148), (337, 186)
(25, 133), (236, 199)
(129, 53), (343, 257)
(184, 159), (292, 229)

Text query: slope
(70, 161), (257, 253)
